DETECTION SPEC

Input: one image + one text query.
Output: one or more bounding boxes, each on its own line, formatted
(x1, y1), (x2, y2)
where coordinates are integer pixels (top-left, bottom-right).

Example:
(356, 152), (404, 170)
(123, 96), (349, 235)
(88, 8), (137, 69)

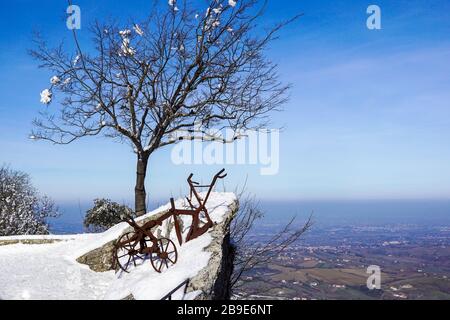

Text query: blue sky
(1, 0), (450, 206)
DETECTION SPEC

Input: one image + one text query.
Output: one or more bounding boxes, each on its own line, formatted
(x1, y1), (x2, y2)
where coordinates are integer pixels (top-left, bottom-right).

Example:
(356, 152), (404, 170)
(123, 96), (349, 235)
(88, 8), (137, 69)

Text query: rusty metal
(170, 168), (227, 244)
(150, 238), (178, 273)
(161, 279), (190, 300)
(113, 213), (178, 273)
(112, 169), (226, 273)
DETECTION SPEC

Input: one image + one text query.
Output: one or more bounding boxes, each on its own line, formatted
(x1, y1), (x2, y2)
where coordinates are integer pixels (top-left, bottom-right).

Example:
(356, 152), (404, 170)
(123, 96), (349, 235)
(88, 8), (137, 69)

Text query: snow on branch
(29, 0), (299, 155)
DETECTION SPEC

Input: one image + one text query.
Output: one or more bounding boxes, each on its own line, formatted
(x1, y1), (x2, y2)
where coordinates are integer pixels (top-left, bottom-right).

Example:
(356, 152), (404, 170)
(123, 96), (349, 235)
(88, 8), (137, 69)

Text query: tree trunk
(135, 154), (149, 216)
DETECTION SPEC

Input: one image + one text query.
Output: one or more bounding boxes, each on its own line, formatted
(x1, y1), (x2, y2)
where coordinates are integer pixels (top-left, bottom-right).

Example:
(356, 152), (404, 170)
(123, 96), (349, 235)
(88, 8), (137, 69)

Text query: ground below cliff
(0, 192), (237, 300)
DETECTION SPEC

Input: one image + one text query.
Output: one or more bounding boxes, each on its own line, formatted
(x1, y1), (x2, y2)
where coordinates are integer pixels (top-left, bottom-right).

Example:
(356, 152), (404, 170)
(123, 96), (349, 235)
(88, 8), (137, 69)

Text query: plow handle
(215, 168), (227, 179)
(187, 168), (227, 186)
(187, 173), (200, 185)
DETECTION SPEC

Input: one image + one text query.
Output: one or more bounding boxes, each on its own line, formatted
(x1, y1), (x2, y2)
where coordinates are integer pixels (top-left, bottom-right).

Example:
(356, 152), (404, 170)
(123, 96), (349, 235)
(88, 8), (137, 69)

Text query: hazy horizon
(49, 198), (450, 234)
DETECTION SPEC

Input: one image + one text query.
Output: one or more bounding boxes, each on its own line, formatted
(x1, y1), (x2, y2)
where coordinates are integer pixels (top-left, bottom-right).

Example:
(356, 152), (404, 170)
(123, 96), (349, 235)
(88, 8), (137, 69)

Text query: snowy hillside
(0, 192), (237, 300)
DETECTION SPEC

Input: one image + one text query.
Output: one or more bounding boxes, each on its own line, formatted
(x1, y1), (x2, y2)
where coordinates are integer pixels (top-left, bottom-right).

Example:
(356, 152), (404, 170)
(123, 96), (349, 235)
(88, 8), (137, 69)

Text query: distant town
(235, 224), (450, 300)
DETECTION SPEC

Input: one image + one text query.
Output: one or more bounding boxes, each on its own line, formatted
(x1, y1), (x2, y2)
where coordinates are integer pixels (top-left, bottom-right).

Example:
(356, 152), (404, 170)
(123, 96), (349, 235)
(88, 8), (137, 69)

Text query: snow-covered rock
(0, 192), (237, 300)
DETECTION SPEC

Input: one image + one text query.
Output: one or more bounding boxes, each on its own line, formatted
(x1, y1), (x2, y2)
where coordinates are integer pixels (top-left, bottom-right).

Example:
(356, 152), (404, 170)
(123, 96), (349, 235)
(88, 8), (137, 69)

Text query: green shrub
(84, 199), (134, 233)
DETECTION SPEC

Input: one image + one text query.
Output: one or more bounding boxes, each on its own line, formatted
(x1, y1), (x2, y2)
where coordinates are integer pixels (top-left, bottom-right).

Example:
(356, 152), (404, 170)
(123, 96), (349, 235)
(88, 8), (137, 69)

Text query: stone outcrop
(77, 196), (239, 300)
(0, 239), (62, 246)
(76, 209), (174, 272)
(187, 201), (238, 300)
(76, 240), (117, 272)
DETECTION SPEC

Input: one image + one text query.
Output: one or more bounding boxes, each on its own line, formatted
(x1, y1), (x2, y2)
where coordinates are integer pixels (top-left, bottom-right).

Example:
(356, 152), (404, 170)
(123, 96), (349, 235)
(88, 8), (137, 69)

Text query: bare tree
(29, 0), (298, 215)
(230, 188), (313, 293)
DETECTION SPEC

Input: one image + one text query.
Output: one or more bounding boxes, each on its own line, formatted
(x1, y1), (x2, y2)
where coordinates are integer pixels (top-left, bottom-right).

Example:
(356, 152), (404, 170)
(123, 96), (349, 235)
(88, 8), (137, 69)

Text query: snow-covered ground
(0, 192), (236, 300)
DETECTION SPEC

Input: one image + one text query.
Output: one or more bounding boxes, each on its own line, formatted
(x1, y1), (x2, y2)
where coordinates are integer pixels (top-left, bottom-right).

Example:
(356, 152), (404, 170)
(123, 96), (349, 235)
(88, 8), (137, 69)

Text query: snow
(73, 55), (80, 66)
(119, 29), (131, 37)
(39, 89), (52, 104)
(0, 192), (236, 300)
(50, 76), (60, 85)
(105, 233), (212, 300)
(119, 30), (136, 56)
(0, 240), (114, 300)
(120, 38), (136, 56)
(133, 24), (144, 36)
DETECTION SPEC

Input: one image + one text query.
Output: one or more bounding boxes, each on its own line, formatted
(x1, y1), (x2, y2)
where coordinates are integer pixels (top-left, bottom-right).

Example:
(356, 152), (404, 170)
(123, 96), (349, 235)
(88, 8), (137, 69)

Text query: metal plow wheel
(113, 232), (140, 273)
(150, 238), (178, 273)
